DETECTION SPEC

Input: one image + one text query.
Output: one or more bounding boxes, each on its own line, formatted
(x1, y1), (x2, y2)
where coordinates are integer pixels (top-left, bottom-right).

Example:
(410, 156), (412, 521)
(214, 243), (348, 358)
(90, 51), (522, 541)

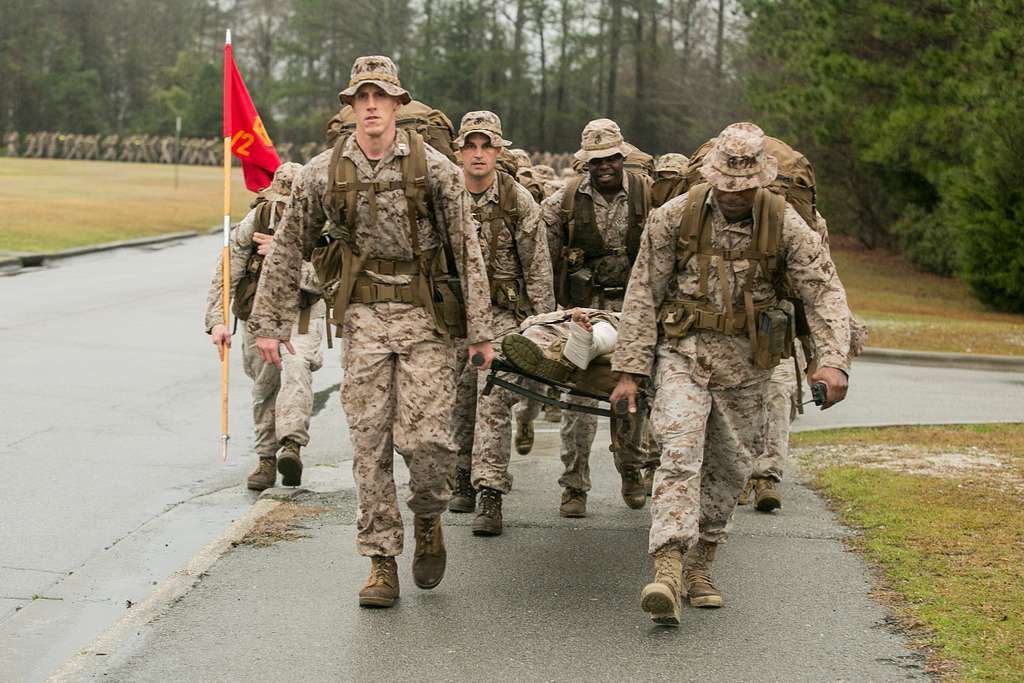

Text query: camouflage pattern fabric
(341, 302), (458, 557)
(247, 126), (493, 559)
(542, 175), (634, 291)
(612, 187), (851, 556)
(751, 343), (804, 482)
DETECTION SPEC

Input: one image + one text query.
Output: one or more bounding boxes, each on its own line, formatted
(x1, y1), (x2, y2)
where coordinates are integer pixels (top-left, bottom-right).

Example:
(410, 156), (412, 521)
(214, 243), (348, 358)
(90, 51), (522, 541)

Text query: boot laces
(479, 489), (501, 516)
(371, 557), (393, 584)
(417, 517), (437, 544)
(453, 469), (474, 498)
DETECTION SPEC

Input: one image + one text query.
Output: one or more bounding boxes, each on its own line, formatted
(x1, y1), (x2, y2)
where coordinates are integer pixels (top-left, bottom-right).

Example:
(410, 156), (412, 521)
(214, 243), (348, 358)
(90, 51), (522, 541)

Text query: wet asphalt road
(0, 233), (1020, 681)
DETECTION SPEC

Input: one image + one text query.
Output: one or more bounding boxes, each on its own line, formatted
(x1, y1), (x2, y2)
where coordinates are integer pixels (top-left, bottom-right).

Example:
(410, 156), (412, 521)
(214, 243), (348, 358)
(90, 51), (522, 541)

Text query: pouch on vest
(754, 302), (795, 370)
(568, 267), (595, 308)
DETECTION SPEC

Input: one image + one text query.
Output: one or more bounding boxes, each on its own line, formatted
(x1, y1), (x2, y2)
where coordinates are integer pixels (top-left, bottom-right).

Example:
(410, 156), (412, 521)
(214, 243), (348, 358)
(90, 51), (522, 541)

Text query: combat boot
(448, 467), (475, 513)
(753, 478), (782, 512)
(737, 479), (754, 506)
(619, 468), (647, 509)
(559, 487), (587, 518)
(412, 515), (446, 589)
(472, 488), (503, 536)
(544, 403), (561, 423)
(514, 420), (535, 455)
(277, 438), (303, 487)
(246, 456), (277, 491)
(640, 546), (683, 625)
(358, 556), (399, 608)
(684, 540), (722, 608)
(502, 334), (575, 384)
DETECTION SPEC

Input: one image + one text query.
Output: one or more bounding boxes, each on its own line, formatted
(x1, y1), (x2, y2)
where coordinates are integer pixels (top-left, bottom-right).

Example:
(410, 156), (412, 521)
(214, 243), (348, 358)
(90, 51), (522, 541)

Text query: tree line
(2, 0), (1021, 310)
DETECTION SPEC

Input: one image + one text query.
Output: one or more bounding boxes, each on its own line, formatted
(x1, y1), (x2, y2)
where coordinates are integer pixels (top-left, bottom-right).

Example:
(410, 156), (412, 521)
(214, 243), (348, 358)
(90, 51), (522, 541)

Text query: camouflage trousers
(340, 303), (458, 558)
(751, 345), (805, 482)
(519, 310), (655, 492)
(648, 346), (768, 555)
(451, 310), (523, 493)
(240, 300), (325, 457)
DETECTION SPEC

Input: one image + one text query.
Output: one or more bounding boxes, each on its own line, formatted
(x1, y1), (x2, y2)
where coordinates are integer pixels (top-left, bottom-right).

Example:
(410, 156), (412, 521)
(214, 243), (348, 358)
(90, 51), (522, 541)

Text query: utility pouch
(568, 267), (595, 307)
(433, 278), (468, 338)
(562, 246), (586, 273)
(754, 303), (794, 370)
(657, 303), (697, 339)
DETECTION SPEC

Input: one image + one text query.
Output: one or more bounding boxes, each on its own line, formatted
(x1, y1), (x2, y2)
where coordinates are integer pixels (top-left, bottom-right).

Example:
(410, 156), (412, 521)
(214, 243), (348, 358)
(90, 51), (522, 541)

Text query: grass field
(3, 158), (1022, 355)
(0, 158), (254, 253)
(794, 425), (1024, 681)
(832, 241), (1024, 356)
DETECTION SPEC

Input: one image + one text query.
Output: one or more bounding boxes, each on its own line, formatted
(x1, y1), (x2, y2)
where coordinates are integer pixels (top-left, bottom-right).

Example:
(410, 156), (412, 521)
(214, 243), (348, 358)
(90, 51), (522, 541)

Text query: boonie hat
(655, 153), (690, 176)
(338, 56), (411, 106)
(260, 162), (303, 202)
(701, 122), (778, 192)
(455, 111), (512, 148)
(573, 118), (630, 163)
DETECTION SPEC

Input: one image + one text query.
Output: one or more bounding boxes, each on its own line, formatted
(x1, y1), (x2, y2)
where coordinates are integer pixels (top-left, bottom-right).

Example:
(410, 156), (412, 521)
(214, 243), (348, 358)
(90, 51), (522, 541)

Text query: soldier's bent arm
(781, 206), (851, 373)
(611, 200), (683, 377)
(514, 185), (556, 313)
(247, 161), (325, 339)
(204, 207), (258, 333)
(429, 149), (494, 344)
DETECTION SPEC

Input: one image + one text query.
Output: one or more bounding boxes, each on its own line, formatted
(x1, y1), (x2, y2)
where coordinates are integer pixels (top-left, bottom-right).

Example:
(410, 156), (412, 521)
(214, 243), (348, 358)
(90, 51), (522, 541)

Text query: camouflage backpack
(231, 199), (275, 322)
(324, 99), (458, 162)
(622, 143), (655, 178)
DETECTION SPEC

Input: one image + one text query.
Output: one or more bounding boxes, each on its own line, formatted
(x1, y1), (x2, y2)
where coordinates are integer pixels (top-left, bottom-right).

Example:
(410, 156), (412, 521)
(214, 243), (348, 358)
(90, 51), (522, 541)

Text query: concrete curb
(8, 231), (201, 270)
(46, 498), (281, 682)
(860, 347), (1024, 373)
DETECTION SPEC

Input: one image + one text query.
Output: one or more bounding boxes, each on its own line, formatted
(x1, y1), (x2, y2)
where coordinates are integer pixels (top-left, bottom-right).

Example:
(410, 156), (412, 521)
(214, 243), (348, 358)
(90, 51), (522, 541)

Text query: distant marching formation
(1, 130), (579, 174)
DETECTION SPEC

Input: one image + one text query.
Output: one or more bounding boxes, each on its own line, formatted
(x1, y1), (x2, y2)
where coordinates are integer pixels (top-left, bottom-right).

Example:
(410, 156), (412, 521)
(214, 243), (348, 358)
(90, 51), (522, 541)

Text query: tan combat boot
(514, 420), (535, 455)
(472, 488), (503, 536)
(684, 540), (722, 608)
(246, 456), (277, 491)
(559, 487), (587, 518)
(753, 479), (782, 512)
(359, 556), (399, 608)
(448, 467), (476, 513)
(412, 515), (447, 589)
(277, 438), (303, 487)
(619, 468), (647, 509)
(640, 546), (683, 625)
(737, 479), (754, 506)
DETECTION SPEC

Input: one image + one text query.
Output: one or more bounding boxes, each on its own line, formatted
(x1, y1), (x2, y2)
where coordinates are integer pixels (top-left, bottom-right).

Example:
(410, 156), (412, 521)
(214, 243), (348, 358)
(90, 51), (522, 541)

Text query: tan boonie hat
(701, 122), (778, 192)
(338, 56), (411, 105)
(455, 110), (512, 148)
(573, 118), (630, 163)
(260, 162), (303, 202)
(509, 148), (532, 170)
(532, 164), (556, 181)
(655, 153), (690, 176)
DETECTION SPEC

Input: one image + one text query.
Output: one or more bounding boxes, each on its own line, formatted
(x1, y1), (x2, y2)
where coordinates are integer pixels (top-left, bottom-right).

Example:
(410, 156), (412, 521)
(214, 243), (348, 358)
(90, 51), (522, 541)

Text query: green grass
(0, 158), (254, 252)
(832, 242), (1024, 356)
(795, 425), (1024, 681)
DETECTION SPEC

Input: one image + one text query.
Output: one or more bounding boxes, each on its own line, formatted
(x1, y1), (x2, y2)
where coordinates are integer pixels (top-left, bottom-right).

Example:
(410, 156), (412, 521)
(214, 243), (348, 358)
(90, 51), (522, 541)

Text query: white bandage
(563, 320), (618, 369)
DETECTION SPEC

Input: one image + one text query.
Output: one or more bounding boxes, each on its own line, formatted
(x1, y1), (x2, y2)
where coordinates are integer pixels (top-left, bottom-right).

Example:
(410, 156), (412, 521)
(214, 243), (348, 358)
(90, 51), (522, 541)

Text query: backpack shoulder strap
(626, 172), (652, 262)
(560, 175), (584, 248)
(399, 130), (432, 257)
(753, 187), (787, 283)
(676, 182), (713, 271)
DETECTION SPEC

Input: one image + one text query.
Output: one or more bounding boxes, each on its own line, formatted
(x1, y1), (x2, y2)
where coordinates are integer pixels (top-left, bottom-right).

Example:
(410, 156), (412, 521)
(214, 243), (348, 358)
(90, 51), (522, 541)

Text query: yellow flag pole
(221, 28), (233, 462)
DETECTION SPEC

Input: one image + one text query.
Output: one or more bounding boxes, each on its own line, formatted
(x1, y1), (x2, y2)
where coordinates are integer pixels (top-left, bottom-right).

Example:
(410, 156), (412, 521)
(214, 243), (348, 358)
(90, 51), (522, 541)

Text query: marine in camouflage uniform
(247, 56), (494, 609)
(741, 210), (869, 512)
(204, 162), (324, 491)
(446, 111), (554, 536)
(4, 131), (17, 157)
(541, 118), (657, 517)
(610, 123), (851, 625)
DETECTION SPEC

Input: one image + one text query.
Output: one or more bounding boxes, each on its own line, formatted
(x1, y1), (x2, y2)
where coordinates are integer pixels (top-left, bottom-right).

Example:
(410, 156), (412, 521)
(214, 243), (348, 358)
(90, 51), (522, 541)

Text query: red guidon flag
(223, 37), (280, 192)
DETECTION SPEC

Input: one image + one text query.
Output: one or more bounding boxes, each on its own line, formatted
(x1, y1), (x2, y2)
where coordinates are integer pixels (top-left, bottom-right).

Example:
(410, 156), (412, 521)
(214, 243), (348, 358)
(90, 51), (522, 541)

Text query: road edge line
(859, 347), (1024, 373)
(46, 498), (281, 682)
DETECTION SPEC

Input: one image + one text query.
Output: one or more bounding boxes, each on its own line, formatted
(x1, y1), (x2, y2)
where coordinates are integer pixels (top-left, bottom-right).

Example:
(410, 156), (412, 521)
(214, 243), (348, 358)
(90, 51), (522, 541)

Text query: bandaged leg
(562, 320), (618, 370)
